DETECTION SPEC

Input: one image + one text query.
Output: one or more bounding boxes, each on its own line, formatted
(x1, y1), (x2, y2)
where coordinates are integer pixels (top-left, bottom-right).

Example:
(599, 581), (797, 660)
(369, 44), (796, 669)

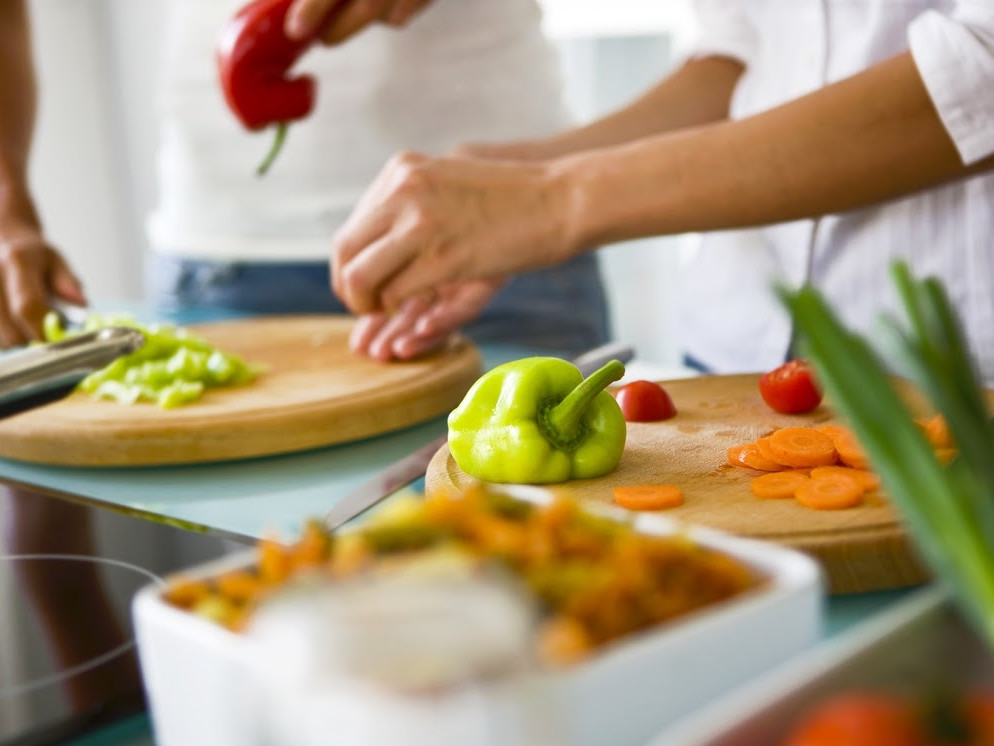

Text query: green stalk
(781, 271), (994, 651)
(256, 122), (288, 177)
(542, 360), (625, 449)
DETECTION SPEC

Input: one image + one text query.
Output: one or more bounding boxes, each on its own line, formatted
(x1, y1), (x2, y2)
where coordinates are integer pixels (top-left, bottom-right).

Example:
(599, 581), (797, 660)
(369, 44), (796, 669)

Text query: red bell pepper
(216, 0), (319, 176)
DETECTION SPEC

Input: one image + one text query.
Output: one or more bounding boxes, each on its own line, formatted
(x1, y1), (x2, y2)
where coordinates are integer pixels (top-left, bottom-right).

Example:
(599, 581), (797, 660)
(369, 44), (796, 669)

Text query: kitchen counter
(0, 305), (920, 744)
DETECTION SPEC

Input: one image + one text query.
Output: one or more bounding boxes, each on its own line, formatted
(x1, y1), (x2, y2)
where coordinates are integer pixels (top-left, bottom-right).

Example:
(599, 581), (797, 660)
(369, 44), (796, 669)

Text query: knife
(324, 341), (635, 530)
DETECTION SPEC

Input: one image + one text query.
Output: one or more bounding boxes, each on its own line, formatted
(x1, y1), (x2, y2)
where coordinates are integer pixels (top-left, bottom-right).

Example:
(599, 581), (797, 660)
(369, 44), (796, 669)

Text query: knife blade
(324, 341), (635, 531)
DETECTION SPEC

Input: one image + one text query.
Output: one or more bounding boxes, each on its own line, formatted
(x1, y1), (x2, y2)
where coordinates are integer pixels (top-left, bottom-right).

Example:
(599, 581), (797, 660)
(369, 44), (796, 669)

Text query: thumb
(49, 256), (87, 306)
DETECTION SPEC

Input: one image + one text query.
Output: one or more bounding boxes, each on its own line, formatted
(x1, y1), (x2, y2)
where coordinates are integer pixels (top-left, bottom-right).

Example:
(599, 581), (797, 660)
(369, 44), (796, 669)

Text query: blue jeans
(151, 254), (611, 356)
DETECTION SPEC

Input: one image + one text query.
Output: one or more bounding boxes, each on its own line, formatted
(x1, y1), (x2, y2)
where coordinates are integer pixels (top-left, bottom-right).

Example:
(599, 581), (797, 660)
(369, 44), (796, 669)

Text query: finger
(318, 0), (390, 45)
(3, 253), (50, 342)
(329, 213), (392, 305)
(390, 328), (449, 359)
(335, 227), (426, 315)
(48, 253), (87, 306)
(285, 0), (342, 40)
(414, 281), (502, 337)
(366, 292), (433, 361)
(348, 312), (390, 355)
(0, 284), (26, 348)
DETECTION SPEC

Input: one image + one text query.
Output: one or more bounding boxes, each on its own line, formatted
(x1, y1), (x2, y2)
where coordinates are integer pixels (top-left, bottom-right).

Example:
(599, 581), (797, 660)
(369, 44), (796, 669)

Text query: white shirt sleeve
(689, 0), (757, 66)
(908, 2), (994, 164)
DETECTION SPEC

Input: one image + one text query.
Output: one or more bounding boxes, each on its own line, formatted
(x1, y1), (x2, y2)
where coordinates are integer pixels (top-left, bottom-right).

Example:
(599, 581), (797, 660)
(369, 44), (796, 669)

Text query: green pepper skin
(447, 357), (627, 484)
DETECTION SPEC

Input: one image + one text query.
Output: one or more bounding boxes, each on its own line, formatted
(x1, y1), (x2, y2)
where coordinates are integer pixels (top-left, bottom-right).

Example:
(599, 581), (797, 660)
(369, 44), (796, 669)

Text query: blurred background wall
(26, 0), (696, 365)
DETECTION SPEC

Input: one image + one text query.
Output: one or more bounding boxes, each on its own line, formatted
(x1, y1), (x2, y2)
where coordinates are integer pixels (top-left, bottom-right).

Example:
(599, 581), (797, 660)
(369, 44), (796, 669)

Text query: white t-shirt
(679, 0), (994, 384)
(147, 0), (571, 261)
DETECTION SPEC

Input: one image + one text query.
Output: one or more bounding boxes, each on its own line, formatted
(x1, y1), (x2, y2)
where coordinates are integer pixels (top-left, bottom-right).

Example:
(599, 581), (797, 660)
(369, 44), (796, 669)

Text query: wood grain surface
(426, 373), (989, 595)
(0, 315), (482, 466)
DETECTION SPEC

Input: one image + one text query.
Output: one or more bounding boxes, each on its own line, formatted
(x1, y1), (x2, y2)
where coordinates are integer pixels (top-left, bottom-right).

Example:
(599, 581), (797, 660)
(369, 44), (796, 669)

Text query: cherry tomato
(613, 380), (677, 422)
(783, 693), (927, 746)
(783, 690), (994, 746)
(759, 359), (823, 414)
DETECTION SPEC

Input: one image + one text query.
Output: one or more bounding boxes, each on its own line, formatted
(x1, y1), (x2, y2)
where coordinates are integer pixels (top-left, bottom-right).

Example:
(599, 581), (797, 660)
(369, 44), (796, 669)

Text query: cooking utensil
(0, 327), (145, 419)
(323, 341), (636, 531)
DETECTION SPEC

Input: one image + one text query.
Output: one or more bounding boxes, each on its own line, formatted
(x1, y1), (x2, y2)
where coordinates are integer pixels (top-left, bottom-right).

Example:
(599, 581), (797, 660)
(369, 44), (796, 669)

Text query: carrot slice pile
(614, 484), (685, 511)
(795, 473), (864, 510)
(750, 470), (810, 499)
(766, 427), (837, 468)
(727, 442), (782, 471)
(726, 420), (958, 510)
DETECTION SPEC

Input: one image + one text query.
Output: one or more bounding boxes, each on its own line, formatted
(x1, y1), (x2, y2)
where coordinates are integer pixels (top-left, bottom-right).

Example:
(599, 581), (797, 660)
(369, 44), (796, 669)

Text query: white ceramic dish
(133, 493), (823, 746)
(659, 585), (994, 745)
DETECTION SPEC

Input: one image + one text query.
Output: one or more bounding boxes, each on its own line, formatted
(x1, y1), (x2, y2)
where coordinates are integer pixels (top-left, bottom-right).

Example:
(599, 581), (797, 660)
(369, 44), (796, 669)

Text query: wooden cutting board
(0, 315), (482, 466)
(427, 373), (993, 595)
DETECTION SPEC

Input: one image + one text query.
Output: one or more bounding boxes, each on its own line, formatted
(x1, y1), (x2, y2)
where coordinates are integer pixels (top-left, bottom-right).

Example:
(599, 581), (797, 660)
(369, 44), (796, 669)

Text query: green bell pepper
(447, 357), (627, 484)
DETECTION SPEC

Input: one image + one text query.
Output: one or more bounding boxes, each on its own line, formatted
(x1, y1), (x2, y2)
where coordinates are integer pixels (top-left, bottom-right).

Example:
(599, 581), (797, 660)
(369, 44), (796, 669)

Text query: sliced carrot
(614, 484), (685, 511)
(750, 470), (810, 499)
(795, 474), (864, 510)
(916, 414), (954, 449)
(755, 436), (786, 466)
(162, 577), (212, 609)
(728, 442), (783, 471)
(815, 424), (847, 440)
(829, 427), (870, 469)
(767, 427), (837, 468)
(809, 465), (880, 492)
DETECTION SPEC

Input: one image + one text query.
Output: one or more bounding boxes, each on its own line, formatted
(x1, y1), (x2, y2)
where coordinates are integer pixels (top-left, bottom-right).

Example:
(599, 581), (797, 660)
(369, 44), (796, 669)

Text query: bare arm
(566, 51), (975, 248)
(332, 51), (986, 314)
(0, 0), (85, 346)
(461, 55), (746, 161)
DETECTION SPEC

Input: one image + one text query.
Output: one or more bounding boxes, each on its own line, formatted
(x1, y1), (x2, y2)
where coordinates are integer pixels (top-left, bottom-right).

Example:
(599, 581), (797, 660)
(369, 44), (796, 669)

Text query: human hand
(285, 0), (434, 45)
(331, 151), (577, 316)
(350, 278), (504, 361)
(0, 214), (86, 347)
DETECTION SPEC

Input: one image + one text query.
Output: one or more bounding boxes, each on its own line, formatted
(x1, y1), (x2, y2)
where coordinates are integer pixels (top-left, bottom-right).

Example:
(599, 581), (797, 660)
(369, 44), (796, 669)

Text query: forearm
(562, 51), (983, 249)
(0, 0), (39, 222)
(479, 55), (744, 161)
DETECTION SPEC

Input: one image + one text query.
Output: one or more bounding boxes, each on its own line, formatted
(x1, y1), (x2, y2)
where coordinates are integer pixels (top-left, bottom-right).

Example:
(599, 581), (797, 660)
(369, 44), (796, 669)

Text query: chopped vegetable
(612, 484), (685, 511)
(163, 484), (759, 667)
(43, 311), (259, 408)
(794, 473), (865, 511)
(781, 261), (994, 656)
(759, 359), (823, 414)
(750, 471), (811, 499)
(728, 442), (785, 471)
(613, 379), (677, 422)
(766, 427), (837, 468)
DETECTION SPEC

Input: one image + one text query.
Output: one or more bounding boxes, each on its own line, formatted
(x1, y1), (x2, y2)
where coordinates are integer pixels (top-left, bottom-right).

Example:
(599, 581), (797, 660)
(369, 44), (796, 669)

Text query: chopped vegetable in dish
(162, 484), (760, 667)
(43, 311), (260, 408)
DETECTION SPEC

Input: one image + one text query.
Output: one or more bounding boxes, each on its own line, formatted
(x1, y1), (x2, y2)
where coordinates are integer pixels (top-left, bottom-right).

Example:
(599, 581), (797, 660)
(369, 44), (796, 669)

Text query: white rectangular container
(134, 513), (823, 746)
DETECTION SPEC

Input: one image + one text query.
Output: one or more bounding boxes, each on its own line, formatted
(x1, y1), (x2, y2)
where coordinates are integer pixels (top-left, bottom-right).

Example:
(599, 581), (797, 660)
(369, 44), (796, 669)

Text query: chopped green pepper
(447, 357), (627, 484)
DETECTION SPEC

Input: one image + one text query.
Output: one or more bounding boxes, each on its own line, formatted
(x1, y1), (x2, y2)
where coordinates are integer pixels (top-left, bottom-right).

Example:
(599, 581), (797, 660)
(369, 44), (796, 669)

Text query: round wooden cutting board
(0, 315), (482, 466)
(426, 373), (989, 595)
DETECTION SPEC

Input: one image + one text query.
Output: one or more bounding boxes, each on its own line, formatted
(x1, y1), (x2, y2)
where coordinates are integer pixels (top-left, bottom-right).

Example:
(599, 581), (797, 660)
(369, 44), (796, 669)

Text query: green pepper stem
(544, 360), (625, 445)
(256, 122), (288, 177)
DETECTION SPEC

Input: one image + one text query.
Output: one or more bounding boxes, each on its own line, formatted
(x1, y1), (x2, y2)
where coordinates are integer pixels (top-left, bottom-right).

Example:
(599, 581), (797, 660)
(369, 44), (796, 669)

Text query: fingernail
(284, 10), (309, 39)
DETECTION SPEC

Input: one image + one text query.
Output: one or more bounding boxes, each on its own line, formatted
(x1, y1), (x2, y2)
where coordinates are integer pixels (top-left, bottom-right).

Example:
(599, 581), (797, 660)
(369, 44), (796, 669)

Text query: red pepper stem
(256, 122), (289, 177)
(545, 360), (625, 443)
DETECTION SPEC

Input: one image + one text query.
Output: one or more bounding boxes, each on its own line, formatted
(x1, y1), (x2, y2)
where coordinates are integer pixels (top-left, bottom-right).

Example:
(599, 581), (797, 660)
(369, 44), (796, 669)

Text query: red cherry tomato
(759, 359), (823, 414)
(783, 693), (927, 746)
(614, 380), (677, 422)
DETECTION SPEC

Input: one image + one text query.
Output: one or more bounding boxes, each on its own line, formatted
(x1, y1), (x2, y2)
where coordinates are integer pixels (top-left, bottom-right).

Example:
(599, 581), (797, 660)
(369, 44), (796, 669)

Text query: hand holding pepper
(217, 0), (436, 176)
(448, 357), (627, 484)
